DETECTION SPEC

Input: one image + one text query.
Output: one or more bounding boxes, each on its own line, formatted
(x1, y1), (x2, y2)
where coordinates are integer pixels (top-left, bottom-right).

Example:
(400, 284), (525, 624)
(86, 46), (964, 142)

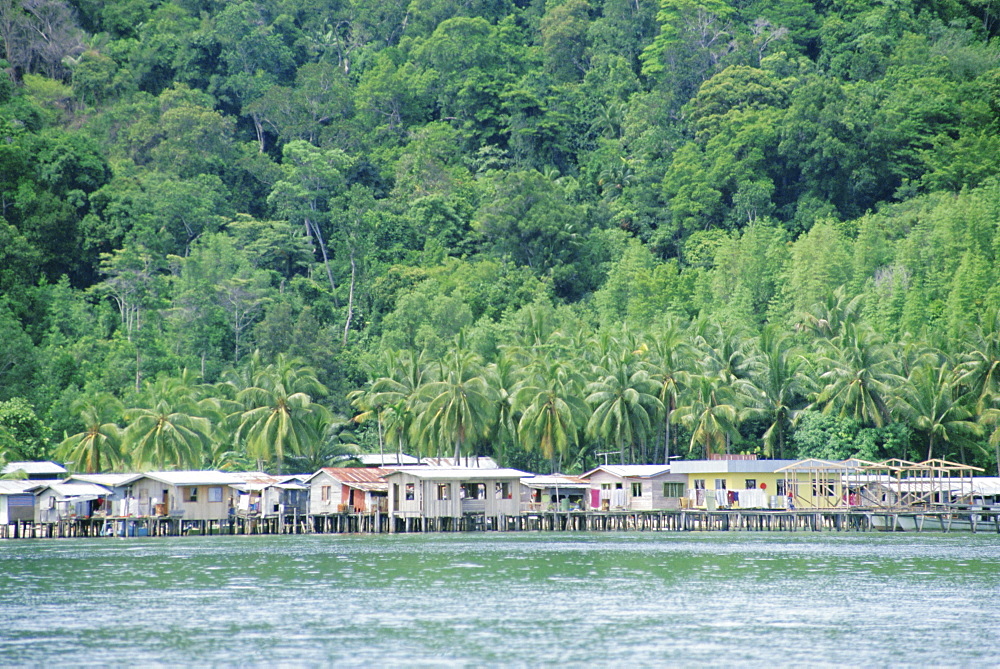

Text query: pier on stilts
(4, 508), (1000, 539)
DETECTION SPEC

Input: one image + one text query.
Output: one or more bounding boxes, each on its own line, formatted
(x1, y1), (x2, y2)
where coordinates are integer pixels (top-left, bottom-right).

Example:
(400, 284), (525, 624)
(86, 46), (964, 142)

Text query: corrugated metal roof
(418, 456), (499, 468)
(232, 480), (309, 492)
(358, 453), (420, 466)
(384, 467), (530, 480)
(581, 465), (672, 479)
(670, 459), (798, 474)
(342, 480), (389, 492)
(971, 477), (1000, 495)
(522, 475), (590, 489)
(67, 473), (144, 488)
(0, 481), (41, 495)
(2, 461), (67, 475)
(314, 467), (390, 484)
(141, 471), (245, 486)
(38, 482), (112, 498)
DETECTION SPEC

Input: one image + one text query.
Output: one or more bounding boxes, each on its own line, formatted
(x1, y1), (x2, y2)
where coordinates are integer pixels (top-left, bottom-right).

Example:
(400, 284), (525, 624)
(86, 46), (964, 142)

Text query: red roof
(317, 467), (390, 484)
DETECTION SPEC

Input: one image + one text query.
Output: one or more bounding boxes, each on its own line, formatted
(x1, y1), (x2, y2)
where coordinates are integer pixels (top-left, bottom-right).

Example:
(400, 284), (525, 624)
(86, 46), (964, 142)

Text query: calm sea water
(1, 531), (998, 666)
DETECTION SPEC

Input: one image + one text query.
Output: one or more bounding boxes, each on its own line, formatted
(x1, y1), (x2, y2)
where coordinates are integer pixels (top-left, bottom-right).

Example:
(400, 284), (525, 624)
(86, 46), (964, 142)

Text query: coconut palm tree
(957, 309), (1000, 407)
(585, 351), (662, 464)
(485, 351), (523, 467)
(122, 374), (218, 470)
(798, 286), (864, 338)
(56, 394), (125, 473)
(513, 358), (590, 472)
(644, 321), (692, 463)
(977, 402), (1000, 475)
(811, 323), (903, 428)
(743, 325), (806, 459)
(124, 400), (213, 470)
(897, 362), (981, 462)
(285, 413), (362, 472)
(356, 349), (430, 463)
(235, 354), (330, 472)
(673, 374), (742, 459)
(411, 349), (497, 461)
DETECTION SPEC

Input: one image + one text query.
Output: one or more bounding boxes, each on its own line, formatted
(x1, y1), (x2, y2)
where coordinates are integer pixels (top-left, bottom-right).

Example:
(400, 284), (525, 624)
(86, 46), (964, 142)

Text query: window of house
(185, 487), (198, 502)
(663, 482), (685, 498)
(694, 479), (706, 490)
(631, 482), (643, 497)
(615, 482), (623, 490)
(496, 482), (511, 499)
(437, 483), (450, 501)
(744, 479), (757, 490)
(462, 482), (486, 499)
(601, 483), (612, 491)
(321, 486), (330, 501)
(405, 483), (415, 501)
(714, 479), (727, 490)
(776, 480), (787, 497)
(208, 487), (223, 503)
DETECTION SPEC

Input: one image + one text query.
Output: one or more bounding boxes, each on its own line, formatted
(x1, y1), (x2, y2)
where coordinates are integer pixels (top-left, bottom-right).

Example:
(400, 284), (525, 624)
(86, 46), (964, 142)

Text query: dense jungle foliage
(3, 0), (1000, 476)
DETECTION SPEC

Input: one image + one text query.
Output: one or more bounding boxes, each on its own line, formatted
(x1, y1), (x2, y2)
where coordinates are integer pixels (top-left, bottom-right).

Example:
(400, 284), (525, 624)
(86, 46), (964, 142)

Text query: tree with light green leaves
(234, 354), (331, 473)
(513, 358), (590, 472)
(411, 348), (497, 461)
(673, 373), (741, 459)
(896, 362), (981, 462)
(585, 348), (662, 464)
(56, 394), (125, 473)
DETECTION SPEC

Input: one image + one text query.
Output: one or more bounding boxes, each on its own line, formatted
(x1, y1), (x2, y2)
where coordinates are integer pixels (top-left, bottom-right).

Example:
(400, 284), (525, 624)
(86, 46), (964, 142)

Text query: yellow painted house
(671, 457), (802, 509)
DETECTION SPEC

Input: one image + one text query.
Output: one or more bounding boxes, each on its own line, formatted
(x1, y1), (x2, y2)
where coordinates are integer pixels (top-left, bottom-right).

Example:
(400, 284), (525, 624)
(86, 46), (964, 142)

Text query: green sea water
(1, 532), (998, 666)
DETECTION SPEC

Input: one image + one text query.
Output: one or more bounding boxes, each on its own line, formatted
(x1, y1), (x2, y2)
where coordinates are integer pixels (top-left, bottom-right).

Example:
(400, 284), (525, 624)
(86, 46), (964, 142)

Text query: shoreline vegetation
(4, 0), (1000, 481)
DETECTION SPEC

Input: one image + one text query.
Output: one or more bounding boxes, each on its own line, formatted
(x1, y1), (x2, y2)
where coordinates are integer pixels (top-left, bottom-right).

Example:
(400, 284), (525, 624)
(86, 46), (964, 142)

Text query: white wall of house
(587, 471), (687, 511)
(388, 472), (522, 518)
(130, 478), (235, 520)
(0, 494), (35, 524)
(308, 471), (342, 515)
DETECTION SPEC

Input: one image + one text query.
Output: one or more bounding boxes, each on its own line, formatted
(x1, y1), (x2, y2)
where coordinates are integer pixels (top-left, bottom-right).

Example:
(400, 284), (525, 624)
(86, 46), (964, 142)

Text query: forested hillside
(3, 0), (1000, 475)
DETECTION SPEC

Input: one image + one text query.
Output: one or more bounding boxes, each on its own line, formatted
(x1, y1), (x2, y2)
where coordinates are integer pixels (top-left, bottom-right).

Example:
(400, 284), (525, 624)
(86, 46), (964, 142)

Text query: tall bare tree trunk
(343, 251), (356, 346)
(305, 216), (339, 308)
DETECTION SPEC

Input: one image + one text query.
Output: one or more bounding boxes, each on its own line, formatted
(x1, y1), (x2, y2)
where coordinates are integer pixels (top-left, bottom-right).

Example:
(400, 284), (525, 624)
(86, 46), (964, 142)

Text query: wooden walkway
(4, 508), (999, 539)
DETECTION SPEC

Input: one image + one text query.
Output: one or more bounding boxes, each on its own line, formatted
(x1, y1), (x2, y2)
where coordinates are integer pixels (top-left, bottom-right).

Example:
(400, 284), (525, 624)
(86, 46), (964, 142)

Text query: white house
(129, 471), (245, 520)
(67, 473), (145, 516)
(307, 467), (390, 514)
(232, 475), (310, 517)
(581, 465), (688, 511)
(386, 467), (528, 519)
(2, 461), (67, 480)
(0, 480), (39, 524)
(33, 482), (113, 523)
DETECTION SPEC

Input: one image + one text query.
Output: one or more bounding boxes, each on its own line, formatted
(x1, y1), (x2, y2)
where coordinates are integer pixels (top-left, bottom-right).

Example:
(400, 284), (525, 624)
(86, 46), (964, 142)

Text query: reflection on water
(1, 532), (999, 665)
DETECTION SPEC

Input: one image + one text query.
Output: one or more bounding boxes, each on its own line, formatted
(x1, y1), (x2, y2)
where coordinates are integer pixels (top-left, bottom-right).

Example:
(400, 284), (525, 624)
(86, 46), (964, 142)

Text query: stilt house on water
(307, 467), (390, 514)
(232, 475), (310, 518)
(672, 456), (798, 509)
(581, 465), (687, 511)
(0, 481), (39, 525)
(32, 482), (113, 522)
(386, 468), (528, 519)
(128, 471), (245, 520)
(521, 474), (591, 511)
(67, 473), (145, 515)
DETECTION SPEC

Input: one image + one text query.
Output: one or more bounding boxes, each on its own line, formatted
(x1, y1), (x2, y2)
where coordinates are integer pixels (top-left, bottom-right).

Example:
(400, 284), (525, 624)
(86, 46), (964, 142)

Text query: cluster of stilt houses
(2, 455), (999, 538)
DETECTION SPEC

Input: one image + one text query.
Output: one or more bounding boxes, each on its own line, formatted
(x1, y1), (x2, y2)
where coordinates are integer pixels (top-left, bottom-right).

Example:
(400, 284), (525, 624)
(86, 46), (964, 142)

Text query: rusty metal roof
(314, 467), (390, 484)
(342, 480), (389, 492)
